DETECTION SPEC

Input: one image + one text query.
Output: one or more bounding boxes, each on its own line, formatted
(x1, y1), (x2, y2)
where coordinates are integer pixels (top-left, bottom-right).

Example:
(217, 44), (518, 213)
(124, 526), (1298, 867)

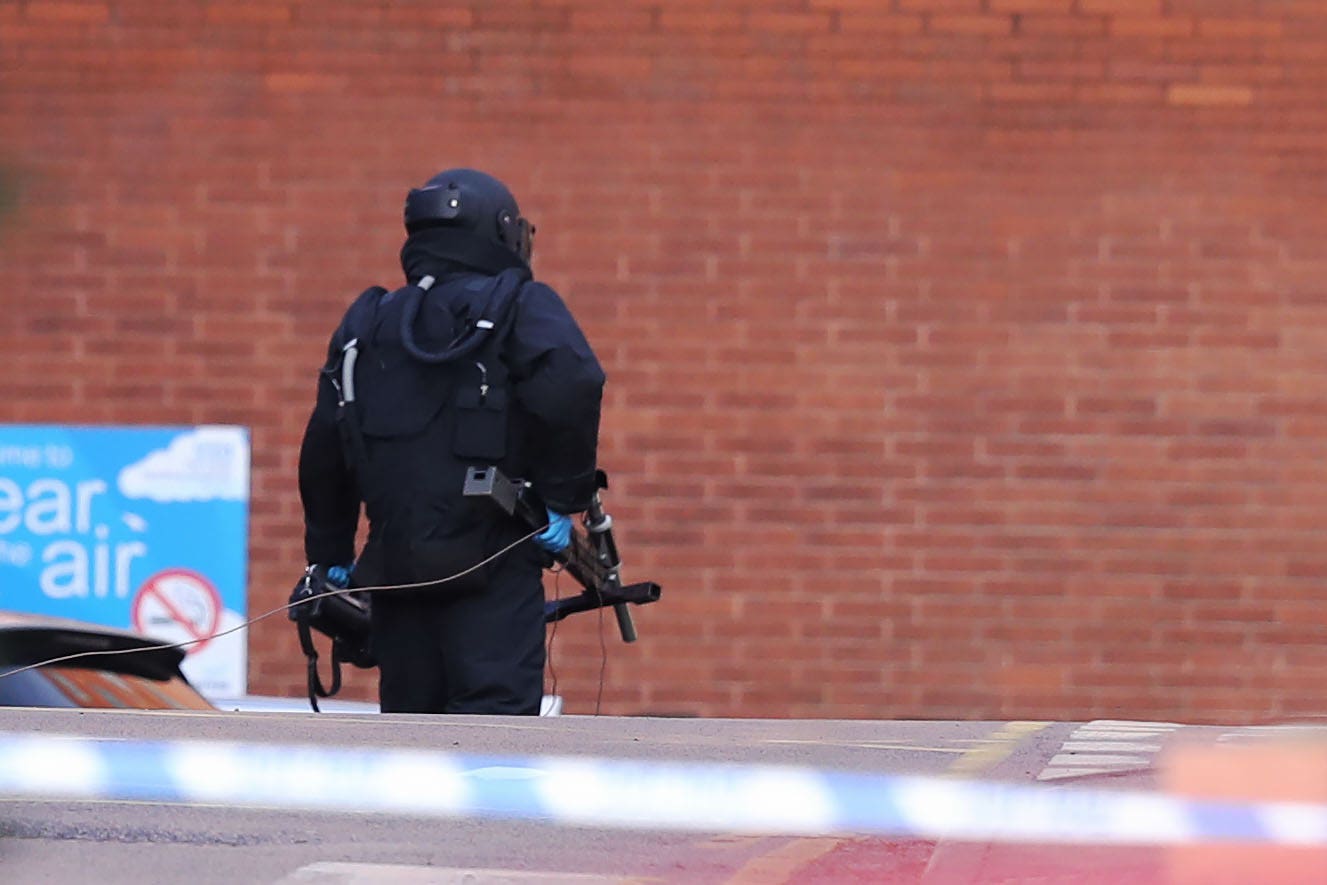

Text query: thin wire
(0, 528), (542, 685)
(545, 569), (562, 701)
(594, 600), (608, 716)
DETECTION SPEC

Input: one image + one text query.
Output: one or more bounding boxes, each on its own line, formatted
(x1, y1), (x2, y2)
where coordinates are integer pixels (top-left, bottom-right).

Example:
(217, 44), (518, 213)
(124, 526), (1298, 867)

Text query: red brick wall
(4, 0), (1327, 723)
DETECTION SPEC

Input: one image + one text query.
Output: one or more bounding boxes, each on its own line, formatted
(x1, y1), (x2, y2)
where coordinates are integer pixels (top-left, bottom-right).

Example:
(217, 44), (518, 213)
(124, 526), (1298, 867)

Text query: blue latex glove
(534, 509), (572, 553)
(326, 564), (353, 588)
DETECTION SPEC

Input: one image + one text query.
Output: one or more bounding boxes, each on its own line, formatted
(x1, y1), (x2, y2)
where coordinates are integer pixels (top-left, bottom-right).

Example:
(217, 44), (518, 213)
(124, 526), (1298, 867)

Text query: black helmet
(403, 168), (534, 265)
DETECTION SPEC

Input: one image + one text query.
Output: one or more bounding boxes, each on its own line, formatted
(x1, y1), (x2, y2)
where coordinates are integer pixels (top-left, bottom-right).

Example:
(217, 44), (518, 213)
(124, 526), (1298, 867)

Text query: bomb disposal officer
(297, 168), (605, 714)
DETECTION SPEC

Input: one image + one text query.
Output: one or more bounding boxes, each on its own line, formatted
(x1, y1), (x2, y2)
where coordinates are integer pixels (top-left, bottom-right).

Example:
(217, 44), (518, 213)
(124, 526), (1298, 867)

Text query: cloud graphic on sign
(118, 427), (250, 502)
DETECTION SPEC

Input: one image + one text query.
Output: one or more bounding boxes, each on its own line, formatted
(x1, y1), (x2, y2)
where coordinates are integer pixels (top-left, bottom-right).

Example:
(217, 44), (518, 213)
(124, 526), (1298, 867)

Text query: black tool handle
(584, 493), (636, 643)
(614, 604), (637, 642)
(545, 582), (661, 623)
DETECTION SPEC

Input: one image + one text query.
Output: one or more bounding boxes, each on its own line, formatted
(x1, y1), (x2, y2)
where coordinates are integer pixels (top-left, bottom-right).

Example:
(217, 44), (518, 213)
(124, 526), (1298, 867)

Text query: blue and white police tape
(2, 731), (1326, 845)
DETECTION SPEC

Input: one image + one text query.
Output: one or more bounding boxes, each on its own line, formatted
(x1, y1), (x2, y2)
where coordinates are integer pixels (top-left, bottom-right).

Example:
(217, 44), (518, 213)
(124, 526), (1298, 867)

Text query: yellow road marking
(946, 721), (1049, 777)
(722, 837), (844, 885)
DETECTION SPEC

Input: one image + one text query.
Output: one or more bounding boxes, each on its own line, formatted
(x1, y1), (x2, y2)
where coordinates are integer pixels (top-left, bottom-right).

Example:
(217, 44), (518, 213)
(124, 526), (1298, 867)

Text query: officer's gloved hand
(535, 509), (573, 553)
(288, 564), (353, 622)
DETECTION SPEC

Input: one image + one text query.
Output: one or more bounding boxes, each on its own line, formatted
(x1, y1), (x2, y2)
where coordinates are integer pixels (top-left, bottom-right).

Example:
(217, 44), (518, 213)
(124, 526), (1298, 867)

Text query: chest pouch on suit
(354, 352), (454, 439)
(452, 360), (509, 461)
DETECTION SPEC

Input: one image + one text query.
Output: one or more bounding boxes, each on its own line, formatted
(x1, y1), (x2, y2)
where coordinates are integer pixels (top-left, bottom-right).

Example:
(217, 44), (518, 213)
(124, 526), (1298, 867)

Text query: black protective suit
(298, 228), (605, 714)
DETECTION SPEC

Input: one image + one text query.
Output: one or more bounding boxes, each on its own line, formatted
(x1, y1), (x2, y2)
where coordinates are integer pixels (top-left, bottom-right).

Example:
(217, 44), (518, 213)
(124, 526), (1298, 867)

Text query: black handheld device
(461, 465), (661, 643)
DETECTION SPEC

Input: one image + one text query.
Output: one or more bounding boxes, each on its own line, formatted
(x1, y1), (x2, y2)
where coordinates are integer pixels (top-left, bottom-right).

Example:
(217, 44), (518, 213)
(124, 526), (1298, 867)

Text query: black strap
(338, 286), (388, 352)
(296, 613), (342, 713)
(326, 287), (386, 477)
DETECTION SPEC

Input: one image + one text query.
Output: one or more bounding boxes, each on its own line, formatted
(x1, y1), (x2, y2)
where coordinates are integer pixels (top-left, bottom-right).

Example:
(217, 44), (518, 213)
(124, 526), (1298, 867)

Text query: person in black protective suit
(297, 168), (605, 714)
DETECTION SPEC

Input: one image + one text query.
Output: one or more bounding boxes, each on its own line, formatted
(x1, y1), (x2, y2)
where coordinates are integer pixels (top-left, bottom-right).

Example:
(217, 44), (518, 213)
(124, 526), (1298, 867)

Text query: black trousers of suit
(367, 542), (545, 715)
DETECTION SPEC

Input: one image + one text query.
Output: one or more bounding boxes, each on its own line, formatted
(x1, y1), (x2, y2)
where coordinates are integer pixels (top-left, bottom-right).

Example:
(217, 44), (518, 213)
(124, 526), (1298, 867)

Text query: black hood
(400, 227), (528, 284)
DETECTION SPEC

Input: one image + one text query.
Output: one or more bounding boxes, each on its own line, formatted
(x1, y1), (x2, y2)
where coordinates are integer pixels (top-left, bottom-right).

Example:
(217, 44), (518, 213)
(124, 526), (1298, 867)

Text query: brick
(899, 0), (983, 10)
(570, 8), (654, 31)
(1015, 58), (1107, 80)
(387, 7), (475, 28)
(473, 6), (569, 29)
(1107, 58), (1197, 82)
(1077, 82), (1165, 103)
(987, 81), (1076, 102)
(747, 11), (833, 34)
(837, 13), (925, 35)
(990, 0), (1072, 11)
(24, 2), (110, 23)
(929, 14), (1014, 36)
(263, 72), (353, 94)
(1018, 14), (1107, 36)
(1167, 84), (1255, 106)
(1198, 18), (1283, 40)
(658, 9), (742, 32)
(1110, 16), (1195, 38)
(204, 3), (292, 25)
(1079, 0), (1162, 13)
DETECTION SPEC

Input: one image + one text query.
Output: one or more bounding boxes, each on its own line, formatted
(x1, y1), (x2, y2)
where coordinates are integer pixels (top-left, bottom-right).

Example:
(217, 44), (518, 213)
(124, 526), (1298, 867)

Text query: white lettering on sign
(24, 479), (70, 534)
(0, 477), (106, 536)
(0, 539), (32, 567)
(44, 444), (74, 469)
(0, 479), (20, 533)
(0, 477), (145, 599)
(0, 445), (41, 468)
(38, 537), (146, 600)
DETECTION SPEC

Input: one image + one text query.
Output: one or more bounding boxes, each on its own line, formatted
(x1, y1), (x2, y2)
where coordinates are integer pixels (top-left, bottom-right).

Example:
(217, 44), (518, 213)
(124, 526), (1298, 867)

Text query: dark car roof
(0, 610), (187, 681)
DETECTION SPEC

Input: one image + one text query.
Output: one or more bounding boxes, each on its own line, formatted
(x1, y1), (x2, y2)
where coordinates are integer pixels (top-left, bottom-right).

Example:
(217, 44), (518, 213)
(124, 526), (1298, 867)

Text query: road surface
(1, 708), (1323, 883)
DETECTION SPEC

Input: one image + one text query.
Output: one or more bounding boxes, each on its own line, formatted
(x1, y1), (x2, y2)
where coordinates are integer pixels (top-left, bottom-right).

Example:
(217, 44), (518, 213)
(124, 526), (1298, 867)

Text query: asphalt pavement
(2, 708), (1325, 884)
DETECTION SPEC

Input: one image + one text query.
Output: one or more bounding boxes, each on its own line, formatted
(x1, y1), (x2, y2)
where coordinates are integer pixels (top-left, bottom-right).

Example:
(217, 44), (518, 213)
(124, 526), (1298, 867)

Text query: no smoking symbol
(131, 568), (222, 655)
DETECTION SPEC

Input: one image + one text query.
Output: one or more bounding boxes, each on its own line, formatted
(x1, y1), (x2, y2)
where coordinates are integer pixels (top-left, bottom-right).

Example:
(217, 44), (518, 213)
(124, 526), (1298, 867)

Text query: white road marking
(1048, 753), (1150, 767)
(1037, 720), (1180, 781)
(1037, 767), (1121, 781)
(1217, 725), (1327, 743)
(1062, 741), (1162, 753)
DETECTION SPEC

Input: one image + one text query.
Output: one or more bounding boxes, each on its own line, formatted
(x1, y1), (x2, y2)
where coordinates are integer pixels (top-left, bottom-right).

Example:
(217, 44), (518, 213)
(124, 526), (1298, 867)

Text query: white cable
(0, 528), (542, 683)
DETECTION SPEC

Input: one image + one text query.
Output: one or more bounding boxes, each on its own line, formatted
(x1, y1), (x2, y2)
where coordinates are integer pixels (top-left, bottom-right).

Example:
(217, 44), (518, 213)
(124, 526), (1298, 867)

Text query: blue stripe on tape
(1187, 801), (1271, 843)
(102, 739), (186, 803)
(1, 732), (1325, 846)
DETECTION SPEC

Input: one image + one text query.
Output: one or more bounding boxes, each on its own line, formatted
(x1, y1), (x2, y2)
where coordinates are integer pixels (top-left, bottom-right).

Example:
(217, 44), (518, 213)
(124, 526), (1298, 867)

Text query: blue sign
(0, 425), (249, 696)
